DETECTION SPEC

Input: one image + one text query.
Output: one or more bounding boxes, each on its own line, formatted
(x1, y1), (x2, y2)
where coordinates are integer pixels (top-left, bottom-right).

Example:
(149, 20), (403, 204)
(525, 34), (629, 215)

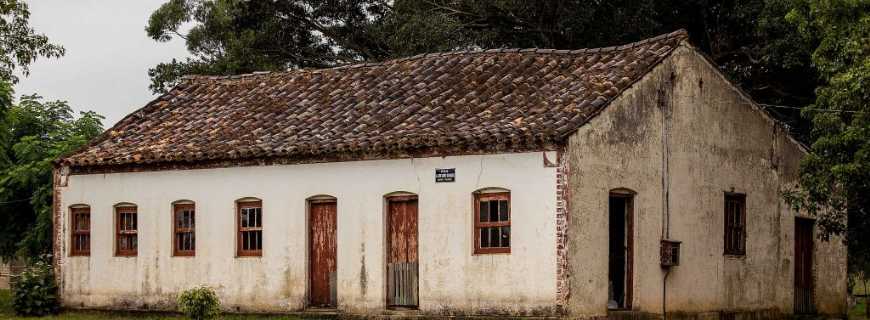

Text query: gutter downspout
(660, 73), (674, 320)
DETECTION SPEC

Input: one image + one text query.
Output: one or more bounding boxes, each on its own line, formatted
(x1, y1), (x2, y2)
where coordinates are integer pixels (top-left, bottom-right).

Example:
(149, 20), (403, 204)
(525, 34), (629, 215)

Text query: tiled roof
(60, 30), (688, 169)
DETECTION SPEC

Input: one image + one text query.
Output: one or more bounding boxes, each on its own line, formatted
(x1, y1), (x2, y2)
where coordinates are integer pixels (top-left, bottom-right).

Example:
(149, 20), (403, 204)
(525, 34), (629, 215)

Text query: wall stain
(281, 267), (293, 299)
(142, 263), (151, 295)
(359, 241), (368, 298)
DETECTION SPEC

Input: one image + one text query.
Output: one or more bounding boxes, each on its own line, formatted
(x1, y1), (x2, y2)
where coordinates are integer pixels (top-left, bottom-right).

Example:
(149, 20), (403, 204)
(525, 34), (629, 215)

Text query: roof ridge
(60, 29), (690, 170)
(180, 29), (690, 82)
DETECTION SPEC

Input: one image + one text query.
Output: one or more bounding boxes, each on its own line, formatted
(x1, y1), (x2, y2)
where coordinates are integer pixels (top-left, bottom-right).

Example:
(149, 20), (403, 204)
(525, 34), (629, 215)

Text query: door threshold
(385, 306), (419, 313)
(304, 307), (338, 313)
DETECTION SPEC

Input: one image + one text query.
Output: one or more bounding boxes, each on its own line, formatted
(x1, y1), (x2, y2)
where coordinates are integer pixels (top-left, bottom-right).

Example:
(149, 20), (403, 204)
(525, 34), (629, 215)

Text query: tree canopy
(0, 0), (99, 260)
(0, 0), (65, 83)
(783, 0), (870, 275)
(146, 0), (820, 140)
(144, 0), (389, 93)
(0, 90), (103, 260)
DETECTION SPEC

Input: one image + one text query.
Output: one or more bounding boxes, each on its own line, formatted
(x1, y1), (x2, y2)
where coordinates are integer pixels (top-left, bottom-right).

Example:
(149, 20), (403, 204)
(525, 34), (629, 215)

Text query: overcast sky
(15, 0), (189, 127)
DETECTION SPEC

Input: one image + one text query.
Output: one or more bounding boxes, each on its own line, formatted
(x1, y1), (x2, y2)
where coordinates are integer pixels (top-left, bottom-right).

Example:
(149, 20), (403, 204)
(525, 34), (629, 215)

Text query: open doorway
(794, 217), (815, 314)
(608, 191), (634, 310)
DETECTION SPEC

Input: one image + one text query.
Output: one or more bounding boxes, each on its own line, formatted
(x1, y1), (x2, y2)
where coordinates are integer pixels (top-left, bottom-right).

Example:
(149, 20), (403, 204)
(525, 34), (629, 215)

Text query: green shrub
(11, 257), (59, 316)
(177, 286), (221, 320)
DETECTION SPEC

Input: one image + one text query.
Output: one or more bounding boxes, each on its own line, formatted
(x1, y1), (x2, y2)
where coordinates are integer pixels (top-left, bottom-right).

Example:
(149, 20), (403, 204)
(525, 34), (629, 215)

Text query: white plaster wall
(565, 44), (847, 318)
(565, 49), (667, 316)
(57, 152), (559, 314)
(665, 46), (846, 316)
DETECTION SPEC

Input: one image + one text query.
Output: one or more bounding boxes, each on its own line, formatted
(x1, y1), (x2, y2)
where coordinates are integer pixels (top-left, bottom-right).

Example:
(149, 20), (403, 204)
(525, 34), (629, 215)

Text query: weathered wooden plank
(310, 200), (337, 307)
(386, 197), (419, 307)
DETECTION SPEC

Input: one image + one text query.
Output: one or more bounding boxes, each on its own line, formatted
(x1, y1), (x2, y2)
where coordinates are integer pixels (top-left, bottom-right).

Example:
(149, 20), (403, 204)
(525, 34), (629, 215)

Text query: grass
(2, 287), (867, 320)
(0, 290), (307, 319)
(852, 298), (868, 320)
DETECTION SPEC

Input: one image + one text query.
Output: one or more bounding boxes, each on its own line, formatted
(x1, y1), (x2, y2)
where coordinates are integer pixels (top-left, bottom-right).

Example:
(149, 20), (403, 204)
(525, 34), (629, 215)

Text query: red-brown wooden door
(386, 196), (418, 307)
(309, 200), (337, 307)
(794, 218), (815, 314)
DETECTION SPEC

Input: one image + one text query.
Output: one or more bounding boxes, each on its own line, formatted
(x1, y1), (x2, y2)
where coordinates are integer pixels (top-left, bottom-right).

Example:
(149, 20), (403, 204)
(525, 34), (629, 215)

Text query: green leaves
(145, 0), (825, 145)
(177, 286), (221, 320)
(11, 257), (59, 316)
(0, 0), (65, 83)
(145, 0), (390, 93)
(783, 0), (870, 273)
(0, 91), (103, 260)
(146, 0), (194, 42)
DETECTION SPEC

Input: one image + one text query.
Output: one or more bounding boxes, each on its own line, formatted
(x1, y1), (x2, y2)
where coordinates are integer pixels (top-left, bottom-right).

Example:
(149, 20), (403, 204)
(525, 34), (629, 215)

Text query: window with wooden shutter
(115, 204), (138, 257)
(70, 206), (90, 256)
(173, 202), (195, 256)
(474, 190), (511, 254)
(724, 193), (746, 256)
(237, 199), (263, 257)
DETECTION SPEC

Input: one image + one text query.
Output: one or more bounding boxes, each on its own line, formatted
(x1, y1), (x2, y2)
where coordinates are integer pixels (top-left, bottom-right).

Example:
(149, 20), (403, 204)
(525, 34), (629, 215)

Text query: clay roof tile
(60, 30), (688, 169)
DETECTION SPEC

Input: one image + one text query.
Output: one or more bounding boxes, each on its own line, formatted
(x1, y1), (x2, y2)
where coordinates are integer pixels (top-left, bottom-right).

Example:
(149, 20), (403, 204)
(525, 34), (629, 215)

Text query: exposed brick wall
(52, 167), (64, 300)
(556, 149), (570, 307)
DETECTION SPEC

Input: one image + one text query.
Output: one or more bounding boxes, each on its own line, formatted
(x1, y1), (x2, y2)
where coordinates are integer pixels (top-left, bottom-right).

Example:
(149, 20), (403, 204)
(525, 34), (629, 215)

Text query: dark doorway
(794, 218), (815, 314)
(386, 195), (419, 308)
(608, 192), (634, 310)
(309, 199), (337, 308)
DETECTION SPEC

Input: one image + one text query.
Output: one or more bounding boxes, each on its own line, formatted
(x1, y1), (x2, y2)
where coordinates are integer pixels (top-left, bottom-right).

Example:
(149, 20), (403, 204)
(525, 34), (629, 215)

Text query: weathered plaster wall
(57, 152), (559, 315)
(665, 46), (846, 317)
(565, 47), (668, 316)
(566, 44), (847, 318)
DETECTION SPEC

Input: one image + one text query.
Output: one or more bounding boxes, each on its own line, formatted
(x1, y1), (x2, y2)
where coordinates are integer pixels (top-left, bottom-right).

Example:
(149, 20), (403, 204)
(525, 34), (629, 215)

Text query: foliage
(0, 0), (74, 261)
(177, 286), (221, 320)
(385, 0), (823, 139)
(3, 286), (300, 319)
(0, 0), (65, 83)
(852, 299), (869, 320)
(782, 0), (870, 273)
(0, 88), (104, 260)
(144, 0), (389, 93)
(146, 0), (819, 141)
(11, 256), (58, 316)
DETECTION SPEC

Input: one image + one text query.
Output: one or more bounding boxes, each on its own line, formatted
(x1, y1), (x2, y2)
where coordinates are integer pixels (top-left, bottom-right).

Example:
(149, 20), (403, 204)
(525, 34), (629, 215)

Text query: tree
(144, 0), (389, 93)
(373, 0), (819, 141)
(782, 0), (870, 302)
(0, 0), (65, 83)
(0, 0), (71, 260)
(147, 0), (819, 142)
(0, 90), (103, 260)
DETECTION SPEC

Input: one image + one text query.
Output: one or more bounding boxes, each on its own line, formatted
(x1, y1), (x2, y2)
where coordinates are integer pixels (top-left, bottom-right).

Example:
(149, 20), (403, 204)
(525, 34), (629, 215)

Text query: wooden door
(309, 200), (337, 307)
(794, 218), (815, 314)
(386, 196), (418, 307)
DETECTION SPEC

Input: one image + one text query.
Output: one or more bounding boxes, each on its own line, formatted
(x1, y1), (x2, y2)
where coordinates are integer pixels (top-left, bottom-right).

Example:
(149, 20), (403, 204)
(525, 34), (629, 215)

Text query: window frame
(473, 191), (511, 254)
(724, 193), (747, 256)
(172, 202), (196, 257)
(115, 204), (138, 257)
(70, 206), (91, 256)
(236, 199), (263, 257)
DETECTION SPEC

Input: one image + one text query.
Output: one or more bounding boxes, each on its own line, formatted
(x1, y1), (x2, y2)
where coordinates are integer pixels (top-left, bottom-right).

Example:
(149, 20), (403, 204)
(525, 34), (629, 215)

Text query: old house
(52, 30), (847, 318)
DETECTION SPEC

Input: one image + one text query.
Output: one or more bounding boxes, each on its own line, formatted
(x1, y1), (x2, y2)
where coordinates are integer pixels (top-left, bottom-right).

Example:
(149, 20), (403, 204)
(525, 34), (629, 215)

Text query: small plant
(177, 286), (221, 320)
(11, 257), (59, 316)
